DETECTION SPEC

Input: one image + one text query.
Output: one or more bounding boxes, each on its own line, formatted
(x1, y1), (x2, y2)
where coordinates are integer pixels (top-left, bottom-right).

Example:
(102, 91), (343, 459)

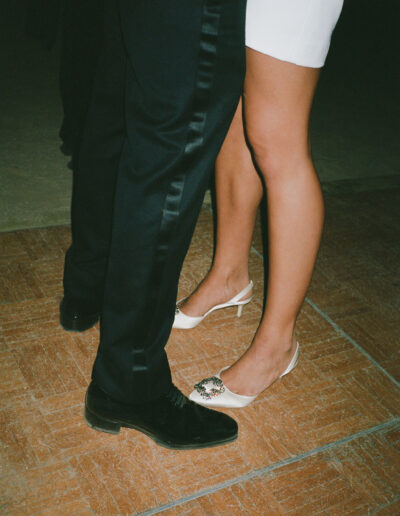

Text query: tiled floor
(1, 189), (400, 515)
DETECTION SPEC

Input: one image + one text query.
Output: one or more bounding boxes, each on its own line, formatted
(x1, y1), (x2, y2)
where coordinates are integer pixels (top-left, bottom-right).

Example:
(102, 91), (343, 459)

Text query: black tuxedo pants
(59, 0), (104, 156)
(63, 0), (247, 403)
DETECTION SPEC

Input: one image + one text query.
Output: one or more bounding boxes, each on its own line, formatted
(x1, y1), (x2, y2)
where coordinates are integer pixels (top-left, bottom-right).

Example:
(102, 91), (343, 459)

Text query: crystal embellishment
(194, 376), (225, 400)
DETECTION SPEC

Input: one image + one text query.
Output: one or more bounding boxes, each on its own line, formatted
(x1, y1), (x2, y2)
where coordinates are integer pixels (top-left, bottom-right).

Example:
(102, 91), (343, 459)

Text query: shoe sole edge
(84, 406), (238, 450)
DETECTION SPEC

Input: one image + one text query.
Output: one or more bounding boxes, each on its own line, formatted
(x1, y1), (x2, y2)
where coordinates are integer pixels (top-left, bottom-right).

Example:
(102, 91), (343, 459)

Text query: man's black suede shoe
(84, 381), (238, 450)
(59, 298), (100, 332)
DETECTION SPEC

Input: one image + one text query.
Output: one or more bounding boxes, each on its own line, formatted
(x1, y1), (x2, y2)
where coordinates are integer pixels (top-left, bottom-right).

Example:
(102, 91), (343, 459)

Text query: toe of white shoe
(189, 385), (256, 409)
(172, 310), (203, 329)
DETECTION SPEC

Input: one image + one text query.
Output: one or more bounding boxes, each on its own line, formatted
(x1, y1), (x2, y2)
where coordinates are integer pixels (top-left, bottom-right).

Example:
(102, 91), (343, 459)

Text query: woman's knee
(246, 119), (311, 182)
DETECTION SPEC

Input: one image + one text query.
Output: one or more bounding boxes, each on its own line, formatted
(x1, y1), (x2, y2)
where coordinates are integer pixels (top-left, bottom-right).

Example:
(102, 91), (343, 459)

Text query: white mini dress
(246, 0), (344, 68)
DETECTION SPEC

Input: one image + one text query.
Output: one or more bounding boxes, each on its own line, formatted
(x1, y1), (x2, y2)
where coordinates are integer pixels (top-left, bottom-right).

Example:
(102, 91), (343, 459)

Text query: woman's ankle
(208, 262), (250, 291)
(252, 324), (296, 356)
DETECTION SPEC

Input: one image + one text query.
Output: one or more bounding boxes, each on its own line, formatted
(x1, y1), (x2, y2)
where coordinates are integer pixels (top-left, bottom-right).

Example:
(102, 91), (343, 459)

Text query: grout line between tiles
(137, 418), (400, 516)
(250, 245), (400, 389)
(305, 297), (400, 388)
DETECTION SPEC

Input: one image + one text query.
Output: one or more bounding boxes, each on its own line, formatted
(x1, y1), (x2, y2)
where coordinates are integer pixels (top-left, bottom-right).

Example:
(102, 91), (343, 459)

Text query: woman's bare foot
(178, 269), (252, 317)
(220, 333), (297, 396)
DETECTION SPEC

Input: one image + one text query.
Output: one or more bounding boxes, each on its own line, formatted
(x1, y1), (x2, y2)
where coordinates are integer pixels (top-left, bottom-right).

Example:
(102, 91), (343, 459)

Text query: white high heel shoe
(189, 342), (300, 408)
(173, 280), (253, 330)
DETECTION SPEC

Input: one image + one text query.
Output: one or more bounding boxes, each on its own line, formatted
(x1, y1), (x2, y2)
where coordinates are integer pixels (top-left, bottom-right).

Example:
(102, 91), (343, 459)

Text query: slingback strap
(229, 280), (253, 304)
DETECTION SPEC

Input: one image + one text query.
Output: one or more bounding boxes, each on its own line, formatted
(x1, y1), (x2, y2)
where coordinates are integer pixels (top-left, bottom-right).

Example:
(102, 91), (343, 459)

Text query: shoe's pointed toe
(172, 308), (204, 329)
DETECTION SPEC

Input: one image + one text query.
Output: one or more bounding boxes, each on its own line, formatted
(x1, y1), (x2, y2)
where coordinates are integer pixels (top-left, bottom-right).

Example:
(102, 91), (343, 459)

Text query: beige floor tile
(0, 197), (399, 514)
(164, 423), (400, 515)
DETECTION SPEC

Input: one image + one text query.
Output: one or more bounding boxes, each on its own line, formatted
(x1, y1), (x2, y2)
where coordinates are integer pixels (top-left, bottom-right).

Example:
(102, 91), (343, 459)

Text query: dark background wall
(0, 0), (399, 230)
(311, 0), (399, 183)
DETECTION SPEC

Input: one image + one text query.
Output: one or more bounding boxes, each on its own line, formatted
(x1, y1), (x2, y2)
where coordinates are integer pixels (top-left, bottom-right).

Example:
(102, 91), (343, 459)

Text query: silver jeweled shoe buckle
(194, 376), (225, 400)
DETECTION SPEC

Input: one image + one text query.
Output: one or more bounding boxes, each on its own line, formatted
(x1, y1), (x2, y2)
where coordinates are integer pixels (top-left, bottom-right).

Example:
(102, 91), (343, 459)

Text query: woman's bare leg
(179, 99), (263, 316)
(221, 50), (323, 395)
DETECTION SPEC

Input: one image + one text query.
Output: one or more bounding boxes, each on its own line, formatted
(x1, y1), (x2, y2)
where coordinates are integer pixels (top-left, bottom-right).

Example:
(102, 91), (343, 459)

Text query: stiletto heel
(84, 406), (121, 434)
(189, 342), (300, 408)
(173, 280), (253, 329)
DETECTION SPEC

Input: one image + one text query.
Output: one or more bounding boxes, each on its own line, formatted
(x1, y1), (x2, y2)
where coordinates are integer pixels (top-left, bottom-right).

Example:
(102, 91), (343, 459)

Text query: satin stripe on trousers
(64, 0), (247, 404)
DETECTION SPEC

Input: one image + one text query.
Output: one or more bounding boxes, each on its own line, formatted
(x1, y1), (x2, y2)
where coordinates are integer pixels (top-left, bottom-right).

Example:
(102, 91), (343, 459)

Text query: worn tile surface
(1, 190), (400, 514)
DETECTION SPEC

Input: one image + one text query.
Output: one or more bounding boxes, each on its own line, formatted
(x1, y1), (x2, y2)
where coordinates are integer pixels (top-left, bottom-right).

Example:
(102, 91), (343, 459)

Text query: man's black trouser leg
(63, 0), (124, 312)
(64, 0), (247, 404)
(59, 0), (104, 156)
